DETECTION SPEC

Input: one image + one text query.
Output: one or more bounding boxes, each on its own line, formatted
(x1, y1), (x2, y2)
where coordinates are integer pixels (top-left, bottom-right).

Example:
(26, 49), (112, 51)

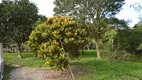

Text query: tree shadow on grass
(82, 50), (97, 57)
(21, 52), (35, 58)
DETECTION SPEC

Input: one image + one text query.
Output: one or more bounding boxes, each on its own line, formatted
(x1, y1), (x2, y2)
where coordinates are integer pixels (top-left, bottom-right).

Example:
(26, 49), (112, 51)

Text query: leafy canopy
(0, 0), (38, 57)
(54, 0), (125, 58)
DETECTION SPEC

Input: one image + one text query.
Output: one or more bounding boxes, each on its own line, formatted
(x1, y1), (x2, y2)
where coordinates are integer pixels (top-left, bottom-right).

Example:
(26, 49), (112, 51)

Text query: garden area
(1, 0), (142, 80)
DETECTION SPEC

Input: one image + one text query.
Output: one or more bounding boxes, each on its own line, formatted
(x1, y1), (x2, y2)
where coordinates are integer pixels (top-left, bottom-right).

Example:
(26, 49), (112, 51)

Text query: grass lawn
(3, 50), (142, 80)
(73, 50), (142, 80)
(4, 52), (46, 67)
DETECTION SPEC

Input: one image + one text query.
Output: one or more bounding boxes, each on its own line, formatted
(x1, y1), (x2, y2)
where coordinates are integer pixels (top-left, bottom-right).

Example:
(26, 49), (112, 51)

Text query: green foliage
(137, 44), (142, 50)
(131, 2), (142, 53)
(33, 15), (47, 29)
(28, 16), (87, 70)
(114, 29), (142, 54)
(3, 64), (14, 80)
(101, 29), (117, 50)
(54, 0), (125, 17)
(103, 29), (117, 42)
(0, 2), (10, 44)
(0, 0), (39, 57)
(110, 50), (136, 61)
(108, 18), (129, 30)
(133, 21), (142, 51)
(54, 0), (125, 58)
(54, 0), (125, 35)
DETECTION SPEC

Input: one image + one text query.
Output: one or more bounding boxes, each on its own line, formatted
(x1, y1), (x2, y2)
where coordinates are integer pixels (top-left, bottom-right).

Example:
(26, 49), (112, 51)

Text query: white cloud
(30, 0), (55, 17)
(116, 0), (141, 27)
(0, 0), (55, 17)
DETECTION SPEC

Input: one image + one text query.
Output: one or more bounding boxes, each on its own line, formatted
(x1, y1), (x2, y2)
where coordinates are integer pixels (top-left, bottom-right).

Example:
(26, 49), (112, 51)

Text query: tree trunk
(95, 35), (101, 59)
(87, 45), (90, 51)
(82, 46), (84, 55)
(17, 43), (23, 58)
(8, 45), (15, 52)
(132, 49), (135, 55)
(111, 39), (114, 50)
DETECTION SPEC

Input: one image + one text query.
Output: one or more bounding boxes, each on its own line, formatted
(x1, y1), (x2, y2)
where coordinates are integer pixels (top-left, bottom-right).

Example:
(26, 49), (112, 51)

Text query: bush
(109, 50), (137, 61)
(28, 16), (87, 70)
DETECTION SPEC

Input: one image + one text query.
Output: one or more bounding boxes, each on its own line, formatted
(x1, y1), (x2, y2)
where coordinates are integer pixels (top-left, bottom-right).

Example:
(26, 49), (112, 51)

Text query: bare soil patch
(9, 66), (85, 80)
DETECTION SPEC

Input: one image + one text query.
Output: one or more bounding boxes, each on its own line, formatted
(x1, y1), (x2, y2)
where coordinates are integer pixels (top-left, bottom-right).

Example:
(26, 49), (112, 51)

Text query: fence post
(0, 43), (4, 80)
(0, 43), (3, 60)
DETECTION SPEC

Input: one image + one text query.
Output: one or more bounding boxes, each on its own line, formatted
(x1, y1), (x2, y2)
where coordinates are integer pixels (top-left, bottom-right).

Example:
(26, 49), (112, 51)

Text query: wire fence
(0, 43), (4, 80)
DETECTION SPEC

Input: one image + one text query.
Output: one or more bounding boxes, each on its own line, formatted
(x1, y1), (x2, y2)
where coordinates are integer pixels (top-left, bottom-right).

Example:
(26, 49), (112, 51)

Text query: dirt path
(9, 66), (85, 80)
(10, 67), (48, 80)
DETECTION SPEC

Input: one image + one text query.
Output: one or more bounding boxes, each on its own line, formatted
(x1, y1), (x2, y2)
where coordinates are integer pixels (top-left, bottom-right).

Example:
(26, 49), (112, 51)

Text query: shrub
(28, 16), (87, 70)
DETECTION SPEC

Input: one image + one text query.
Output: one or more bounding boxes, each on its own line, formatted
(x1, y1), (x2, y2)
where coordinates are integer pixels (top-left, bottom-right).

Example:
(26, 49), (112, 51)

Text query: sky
(0, 0), (142, 27)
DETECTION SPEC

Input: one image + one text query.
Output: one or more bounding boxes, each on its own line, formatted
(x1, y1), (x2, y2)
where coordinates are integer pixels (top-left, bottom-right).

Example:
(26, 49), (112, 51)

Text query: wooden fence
(0, 43), (4, 80)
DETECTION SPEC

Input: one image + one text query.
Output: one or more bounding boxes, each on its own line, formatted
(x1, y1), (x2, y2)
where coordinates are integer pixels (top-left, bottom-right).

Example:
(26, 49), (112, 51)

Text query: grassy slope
(4, 50), (142, 80)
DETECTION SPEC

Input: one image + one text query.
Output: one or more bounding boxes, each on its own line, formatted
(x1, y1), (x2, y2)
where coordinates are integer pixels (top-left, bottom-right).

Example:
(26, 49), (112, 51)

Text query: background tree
(131, 2), (142, 53)
(0, 0), (38, 57)
(0, 2), (10, 45)
(33, 15), (47, 29)
(104, 18), (128, 49)
(133, 22), (142, 53)
(54, 0), (125, 58)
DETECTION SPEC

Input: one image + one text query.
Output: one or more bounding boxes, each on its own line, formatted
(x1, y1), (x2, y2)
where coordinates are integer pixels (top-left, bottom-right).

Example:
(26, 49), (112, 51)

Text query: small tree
(28, 16), (87, 71)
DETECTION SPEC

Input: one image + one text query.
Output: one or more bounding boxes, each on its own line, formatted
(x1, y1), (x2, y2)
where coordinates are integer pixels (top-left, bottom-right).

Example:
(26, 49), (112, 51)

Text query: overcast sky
(0, 0), (142, 27)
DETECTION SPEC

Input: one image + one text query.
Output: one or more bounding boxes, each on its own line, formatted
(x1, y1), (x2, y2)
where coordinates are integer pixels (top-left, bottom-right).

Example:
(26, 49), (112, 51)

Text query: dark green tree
(0, 1), (12, 46)
(114, 28), (142, 55)
(132, 2), (142, 51)
(134, 22), (142, 52)
(1, 0), (38, 57)
(100, 18), (128, 51)
(33, 15), (47, 29)
(54, 0), (125, 58)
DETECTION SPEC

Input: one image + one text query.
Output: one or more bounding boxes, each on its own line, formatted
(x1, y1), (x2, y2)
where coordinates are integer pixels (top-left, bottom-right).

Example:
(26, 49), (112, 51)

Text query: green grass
(3, 64), (14, 80)
(72, 50), (142, 80)
(3, 50), (142, 80)
(4, 52), (46, 68)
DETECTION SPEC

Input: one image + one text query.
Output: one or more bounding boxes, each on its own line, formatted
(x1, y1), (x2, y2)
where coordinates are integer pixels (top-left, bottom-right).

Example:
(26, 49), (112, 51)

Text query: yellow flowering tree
(28, 16), (87, 70)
